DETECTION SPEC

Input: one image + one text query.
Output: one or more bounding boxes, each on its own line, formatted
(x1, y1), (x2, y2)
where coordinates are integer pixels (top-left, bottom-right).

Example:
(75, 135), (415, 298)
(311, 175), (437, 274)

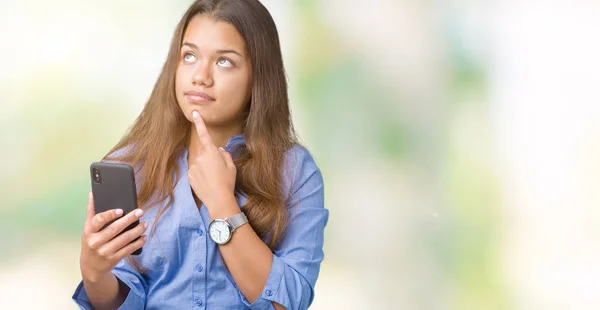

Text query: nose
(192, 61), (213, 87)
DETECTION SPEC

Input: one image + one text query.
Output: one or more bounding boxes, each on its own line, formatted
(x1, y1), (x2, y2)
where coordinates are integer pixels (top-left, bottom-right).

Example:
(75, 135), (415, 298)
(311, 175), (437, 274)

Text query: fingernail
(135, 209), (144, 217)
(218, 147), (225, 152)
(192, 111), (199, 119)
(88, 192), (93, 199)
(143, 222), (148, 229)
(115, 209), (123, 216)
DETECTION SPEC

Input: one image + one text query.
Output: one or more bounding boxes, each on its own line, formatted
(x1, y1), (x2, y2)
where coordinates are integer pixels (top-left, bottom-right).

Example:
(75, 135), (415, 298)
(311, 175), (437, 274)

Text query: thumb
(86, 191), (96, 220)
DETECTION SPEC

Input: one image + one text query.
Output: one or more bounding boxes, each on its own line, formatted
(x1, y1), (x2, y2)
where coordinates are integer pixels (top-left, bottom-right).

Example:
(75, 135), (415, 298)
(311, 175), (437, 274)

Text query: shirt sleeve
(72, 258), (148, 310)
(240, 146), (329, 310)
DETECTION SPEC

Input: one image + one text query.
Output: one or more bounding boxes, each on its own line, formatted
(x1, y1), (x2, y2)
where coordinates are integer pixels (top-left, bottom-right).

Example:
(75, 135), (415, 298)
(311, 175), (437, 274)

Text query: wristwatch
(208, 212), (248, 245)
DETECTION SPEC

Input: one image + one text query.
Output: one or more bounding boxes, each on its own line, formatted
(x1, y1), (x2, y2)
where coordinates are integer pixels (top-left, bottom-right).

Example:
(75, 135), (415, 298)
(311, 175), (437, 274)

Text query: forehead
(182, 14), (247, 54)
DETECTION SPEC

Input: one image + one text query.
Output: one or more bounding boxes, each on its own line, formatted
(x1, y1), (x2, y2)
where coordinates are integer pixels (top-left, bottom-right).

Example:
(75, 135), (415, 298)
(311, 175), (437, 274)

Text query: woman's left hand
(188, 110), (237, 213)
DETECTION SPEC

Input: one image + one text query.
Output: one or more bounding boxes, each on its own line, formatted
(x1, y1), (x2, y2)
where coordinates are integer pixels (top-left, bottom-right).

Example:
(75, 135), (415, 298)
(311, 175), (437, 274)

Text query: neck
(187, 123), (242, 160)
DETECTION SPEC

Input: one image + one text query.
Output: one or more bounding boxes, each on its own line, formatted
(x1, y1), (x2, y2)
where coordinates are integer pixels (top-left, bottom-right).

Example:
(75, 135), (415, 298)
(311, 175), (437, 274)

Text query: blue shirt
(73, 134), (329, 309)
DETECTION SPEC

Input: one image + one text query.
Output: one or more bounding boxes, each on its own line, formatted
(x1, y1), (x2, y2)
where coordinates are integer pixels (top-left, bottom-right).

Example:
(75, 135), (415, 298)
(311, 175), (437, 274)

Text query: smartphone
(90, 162), (143, 255)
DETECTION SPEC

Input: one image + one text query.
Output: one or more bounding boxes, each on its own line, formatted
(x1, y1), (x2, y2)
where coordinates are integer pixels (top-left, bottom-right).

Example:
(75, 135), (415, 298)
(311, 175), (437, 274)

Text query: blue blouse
(73, 134), (328, 309)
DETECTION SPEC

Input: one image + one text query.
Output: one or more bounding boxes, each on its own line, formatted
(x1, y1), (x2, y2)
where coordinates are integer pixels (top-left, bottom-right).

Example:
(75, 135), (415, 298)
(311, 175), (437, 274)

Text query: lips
(184, 91), (215, 103)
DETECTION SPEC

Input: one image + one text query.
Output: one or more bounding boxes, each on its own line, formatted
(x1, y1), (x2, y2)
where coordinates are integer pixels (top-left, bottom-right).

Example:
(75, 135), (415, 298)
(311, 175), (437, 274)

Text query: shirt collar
(225, 133), (245, 150)
(182, 133), (246, 163)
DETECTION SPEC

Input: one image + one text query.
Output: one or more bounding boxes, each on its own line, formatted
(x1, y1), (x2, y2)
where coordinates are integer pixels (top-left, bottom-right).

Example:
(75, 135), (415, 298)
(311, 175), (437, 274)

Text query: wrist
(207, 195), (240, 220)
(82, 269), (113, 284)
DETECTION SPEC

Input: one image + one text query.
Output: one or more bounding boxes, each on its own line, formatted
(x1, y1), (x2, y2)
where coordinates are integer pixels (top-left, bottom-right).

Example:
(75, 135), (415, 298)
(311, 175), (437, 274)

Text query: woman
(72, 1), (328, 309)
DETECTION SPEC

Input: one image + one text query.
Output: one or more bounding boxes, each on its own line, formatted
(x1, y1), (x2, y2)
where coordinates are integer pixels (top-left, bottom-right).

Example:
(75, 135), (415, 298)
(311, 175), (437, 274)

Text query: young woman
(72, 1), (328, 309)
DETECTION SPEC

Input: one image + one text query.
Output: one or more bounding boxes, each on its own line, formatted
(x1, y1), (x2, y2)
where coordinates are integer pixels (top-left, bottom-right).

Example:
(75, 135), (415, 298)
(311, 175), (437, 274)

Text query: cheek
(218, 73), (252, 106)
(175, 67), (186, 94)
(175, 66), (193, 110)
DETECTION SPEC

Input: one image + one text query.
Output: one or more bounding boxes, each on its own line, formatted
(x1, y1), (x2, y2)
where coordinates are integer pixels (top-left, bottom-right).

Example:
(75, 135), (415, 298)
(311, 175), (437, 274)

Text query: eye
(183, 52), (196, 63)
(217, 58), (233, 68)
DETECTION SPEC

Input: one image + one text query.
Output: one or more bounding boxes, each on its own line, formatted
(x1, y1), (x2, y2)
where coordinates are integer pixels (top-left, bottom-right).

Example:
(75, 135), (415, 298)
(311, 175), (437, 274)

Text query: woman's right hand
(80, 192), (148, 283)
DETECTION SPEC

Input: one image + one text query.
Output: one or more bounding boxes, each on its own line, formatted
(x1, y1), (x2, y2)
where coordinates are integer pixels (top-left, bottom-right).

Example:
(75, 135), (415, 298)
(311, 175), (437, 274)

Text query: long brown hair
(106, 0), (297, 269)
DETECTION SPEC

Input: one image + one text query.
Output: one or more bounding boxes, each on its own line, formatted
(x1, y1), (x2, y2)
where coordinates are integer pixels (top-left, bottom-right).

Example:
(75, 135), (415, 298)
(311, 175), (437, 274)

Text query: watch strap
(228, 212), (248, 231)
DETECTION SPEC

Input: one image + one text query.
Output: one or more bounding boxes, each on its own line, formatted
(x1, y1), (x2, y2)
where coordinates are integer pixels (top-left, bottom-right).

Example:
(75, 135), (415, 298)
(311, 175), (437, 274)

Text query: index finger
(192, 110), (214, 149)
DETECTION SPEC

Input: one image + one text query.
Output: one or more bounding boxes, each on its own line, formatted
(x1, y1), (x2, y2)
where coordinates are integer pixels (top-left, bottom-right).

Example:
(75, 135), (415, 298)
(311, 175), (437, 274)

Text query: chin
(182, 105), (206, 118)
(192, 109), (223, 125)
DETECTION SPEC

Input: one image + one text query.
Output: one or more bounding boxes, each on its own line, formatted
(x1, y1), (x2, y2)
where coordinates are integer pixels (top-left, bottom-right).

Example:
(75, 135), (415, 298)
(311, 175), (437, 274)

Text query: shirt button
(196, 228), (203, 236)
(265, 289), (273, 297)
(196, 264), (203, 272)
(195, 299), (203, 307)
(156, 256), (165, 266)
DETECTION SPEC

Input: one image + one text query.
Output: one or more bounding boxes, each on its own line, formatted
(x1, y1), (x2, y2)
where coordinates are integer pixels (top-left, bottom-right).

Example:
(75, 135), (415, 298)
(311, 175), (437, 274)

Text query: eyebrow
(181, 41), (243, 57)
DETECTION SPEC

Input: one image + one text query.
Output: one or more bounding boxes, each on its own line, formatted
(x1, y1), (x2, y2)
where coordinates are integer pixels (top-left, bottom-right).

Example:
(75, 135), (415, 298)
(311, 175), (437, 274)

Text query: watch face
(209, 220), (231, 244)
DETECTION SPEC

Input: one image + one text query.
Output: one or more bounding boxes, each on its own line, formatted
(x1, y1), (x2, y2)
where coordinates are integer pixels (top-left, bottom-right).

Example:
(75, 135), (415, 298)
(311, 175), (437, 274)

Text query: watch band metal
(227, 212), (248, 231)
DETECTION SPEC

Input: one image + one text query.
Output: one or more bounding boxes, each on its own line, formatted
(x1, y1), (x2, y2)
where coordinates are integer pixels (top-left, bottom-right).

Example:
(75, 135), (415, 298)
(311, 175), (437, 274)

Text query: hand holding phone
(79, 162), (147, 283)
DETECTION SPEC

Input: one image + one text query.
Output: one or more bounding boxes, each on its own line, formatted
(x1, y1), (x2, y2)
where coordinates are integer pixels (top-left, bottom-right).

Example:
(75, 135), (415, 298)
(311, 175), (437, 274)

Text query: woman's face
(175, 14), (253, 128)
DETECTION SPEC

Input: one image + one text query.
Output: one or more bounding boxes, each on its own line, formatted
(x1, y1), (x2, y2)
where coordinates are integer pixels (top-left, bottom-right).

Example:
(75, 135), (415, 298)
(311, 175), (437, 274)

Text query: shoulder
(102, 144), (138, 164)
(283, 144), (324, 199)
(284, 144), (318, 170)
(284, 144), (321, 178)
(101, 145), (143, 184)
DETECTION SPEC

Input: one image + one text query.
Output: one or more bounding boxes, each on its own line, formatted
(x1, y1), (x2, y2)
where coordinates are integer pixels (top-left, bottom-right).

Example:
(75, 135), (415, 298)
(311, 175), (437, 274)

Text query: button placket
(191, 222), (207, 309)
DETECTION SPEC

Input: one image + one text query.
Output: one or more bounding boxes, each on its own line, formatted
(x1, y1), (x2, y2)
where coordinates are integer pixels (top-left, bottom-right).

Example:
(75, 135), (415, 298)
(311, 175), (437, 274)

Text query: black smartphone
(90, 162), (143, 255)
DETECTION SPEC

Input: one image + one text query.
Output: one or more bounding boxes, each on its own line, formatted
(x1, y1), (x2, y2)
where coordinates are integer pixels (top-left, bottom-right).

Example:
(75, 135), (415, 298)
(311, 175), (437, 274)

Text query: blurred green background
(1, 1), (600, 309)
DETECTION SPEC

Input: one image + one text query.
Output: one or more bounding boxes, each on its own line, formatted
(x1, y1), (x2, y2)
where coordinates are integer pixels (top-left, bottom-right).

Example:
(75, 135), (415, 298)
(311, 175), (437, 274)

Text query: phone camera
(92, 168), (101, 184)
